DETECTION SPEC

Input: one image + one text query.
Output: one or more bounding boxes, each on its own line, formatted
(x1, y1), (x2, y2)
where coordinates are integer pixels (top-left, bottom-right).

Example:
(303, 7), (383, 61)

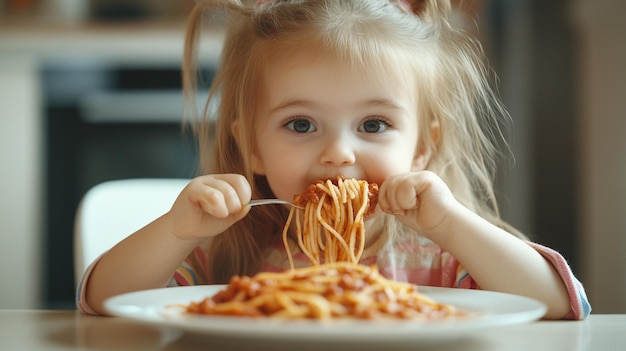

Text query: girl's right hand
(166, 174), (252, 241)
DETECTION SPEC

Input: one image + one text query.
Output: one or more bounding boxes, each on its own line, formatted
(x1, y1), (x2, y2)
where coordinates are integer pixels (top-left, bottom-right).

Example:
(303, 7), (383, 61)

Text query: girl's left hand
(377, 171), (461, 241)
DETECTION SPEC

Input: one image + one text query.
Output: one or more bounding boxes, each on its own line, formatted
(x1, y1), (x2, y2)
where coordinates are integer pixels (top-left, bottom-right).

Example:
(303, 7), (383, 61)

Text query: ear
(231, 119), (266, 175)
(411, 120), (440, 171)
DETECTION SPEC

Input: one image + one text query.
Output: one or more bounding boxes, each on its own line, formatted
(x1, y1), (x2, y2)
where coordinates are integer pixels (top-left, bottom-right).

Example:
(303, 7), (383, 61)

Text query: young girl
(78, 0), (590, 319)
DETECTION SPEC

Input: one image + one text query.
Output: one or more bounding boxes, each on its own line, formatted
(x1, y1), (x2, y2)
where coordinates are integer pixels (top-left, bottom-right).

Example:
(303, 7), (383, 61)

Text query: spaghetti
(185, 178), (463, 321)
(185, 262), (460, 320)
(282, 178), (378, 269)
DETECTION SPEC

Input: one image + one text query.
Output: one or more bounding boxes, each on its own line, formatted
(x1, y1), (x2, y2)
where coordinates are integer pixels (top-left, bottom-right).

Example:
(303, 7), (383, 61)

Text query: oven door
(43, 63), (207, 308)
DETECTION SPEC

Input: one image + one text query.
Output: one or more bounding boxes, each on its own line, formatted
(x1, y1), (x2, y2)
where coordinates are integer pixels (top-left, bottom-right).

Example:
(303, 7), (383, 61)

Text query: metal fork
(248, 199), (304, 209)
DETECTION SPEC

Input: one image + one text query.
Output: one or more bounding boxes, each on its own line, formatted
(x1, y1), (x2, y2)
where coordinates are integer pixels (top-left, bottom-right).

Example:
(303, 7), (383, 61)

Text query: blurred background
(0, 0), (624, 314)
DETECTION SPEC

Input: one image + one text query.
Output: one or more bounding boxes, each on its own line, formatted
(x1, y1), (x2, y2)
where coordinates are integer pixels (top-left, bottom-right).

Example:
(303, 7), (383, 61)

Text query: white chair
(73, 178), (189, 286)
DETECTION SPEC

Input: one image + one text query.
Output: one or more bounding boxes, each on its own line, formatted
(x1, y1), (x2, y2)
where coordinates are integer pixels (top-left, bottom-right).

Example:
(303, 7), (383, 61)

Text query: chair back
(74, 178), (189, 286)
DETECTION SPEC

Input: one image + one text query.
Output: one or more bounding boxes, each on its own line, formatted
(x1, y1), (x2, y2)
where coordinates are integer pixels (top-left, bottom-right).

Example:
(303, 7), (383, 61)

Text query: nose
(319, 134), (356, 166)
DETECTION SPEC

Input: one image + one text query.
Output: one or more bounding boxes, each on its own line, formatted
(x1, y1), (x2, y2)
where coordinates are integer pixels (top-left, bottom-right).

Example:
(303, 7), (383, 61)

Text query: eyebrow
(269, 98), (409, 115)
(363, 99), (408, 112)
(269, 99), (313, 114)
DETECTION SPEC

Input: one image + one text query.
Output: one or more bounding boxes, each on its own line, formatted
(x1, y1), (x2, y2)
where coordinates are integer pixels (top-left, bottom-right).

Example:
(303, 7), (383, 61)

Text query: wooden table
(0, 310), (623, 351)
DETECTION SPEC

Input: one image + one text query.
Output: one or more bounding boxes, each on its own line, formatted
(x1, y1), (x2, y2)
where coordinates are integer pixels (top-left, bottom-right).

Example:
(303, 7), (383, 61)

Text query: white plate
(104, 285), (546, 347)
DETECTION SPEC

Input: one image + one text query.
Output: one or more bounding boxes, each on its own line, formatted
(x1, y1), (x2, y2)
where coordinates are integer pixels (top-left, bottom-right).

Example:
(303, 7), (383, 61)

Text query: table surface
(0, 310), (623, 351)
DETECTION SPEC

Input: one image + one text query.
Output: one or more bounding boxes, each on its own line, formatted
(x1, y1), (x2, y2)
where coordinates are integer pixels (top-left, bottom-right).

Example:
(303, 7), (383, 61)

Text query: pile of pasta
(185, 178), (462, 321)
(185, 262), (460, 320)
(283, 177), (378, 269)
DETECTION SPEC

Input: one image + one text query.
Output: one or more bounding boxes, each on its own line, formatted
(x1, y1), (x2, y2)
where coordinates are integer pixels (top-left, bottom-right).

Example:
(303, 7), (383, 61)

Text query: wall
(574, 0), (626, 313)
(486, 0), (626, 313)
(0, 55), (43, 308)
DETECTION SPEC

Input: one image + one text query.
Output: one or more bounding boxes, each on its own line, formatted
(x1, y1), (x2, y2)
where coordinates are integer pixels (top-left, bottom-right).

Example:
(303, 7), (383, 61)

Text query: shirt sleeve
(442, 241), (591, 320)
(75, 255), (101, 315)
(526, 242), (592, 320)
(167, 246), (209, 287)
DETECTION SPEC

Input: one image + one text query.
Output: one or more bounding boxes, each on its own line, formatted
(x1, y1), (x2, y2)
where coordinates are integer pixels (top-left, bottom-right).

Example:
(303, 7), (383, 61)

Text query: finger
(220, 174), (253, 216)
(395, 176), (421, 210)
(187, 176), (239, 218)
(222, 174), (252, 206)
(378, 175), (404, 214)
(206, 174), (252, 205)
(196, 186), (230, 218)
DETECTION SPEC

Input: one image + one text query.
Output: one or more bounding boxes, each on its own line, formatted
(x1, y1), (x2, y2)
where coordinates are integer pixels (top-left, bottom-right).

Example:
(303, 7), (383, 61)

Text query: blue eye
(285, 118), (316, 133)
(359, 119), (389, 133)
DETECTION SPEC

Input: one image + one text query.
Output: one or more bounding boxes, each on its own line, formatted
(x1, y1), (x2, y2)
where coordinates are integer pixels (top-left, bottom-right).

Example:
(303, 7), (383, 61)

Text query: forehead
(261, 44), (417, 101)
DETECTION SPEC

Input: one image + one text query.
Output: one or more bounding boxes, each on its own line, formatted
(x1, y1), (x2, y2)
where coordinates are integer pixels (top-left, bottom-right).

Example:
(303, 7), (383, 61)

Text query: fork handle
(249, 199), (294, 207)
(248, 199), (304, 209)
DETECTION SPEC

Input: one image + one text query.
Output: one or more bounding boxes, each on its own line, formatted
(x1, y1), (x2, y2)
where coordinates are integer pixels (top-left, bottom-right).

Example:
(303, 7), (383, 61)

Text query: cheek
(265, 169), (307, 200)
(364, 149), (417, 184)
(258, 148), (310, 199)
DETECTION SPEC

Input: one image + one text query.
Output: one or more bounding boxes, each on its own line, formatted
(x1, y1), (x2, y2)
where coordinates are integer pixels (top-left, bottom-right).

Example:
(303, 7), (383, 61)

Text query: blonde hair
(183, 0), (523, 282)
